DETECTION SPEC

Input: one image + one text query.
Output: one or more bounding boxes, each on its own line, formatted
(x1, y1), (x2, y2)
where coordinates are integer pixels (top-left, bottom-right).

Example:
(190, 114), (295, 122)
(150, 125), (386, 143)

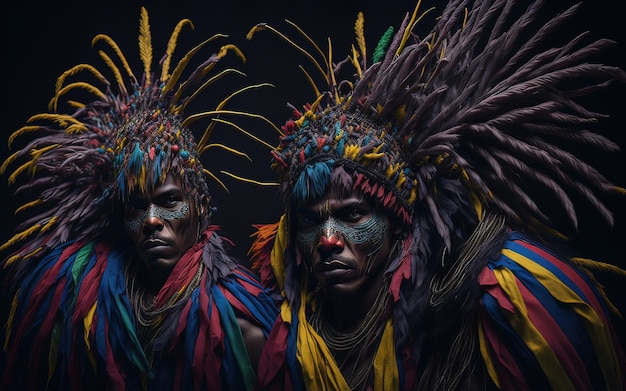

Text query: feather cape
(1, 227), (277, 391)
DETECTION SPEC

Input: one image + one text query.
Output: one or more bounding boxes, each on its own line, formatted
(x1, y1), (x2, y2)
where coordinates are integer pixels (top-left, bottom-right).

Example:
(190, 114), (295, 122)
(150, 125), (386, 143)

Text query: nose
(143, 204), (164, 232)
(319, 233), (344, 249)
(317, 220), (345, 252)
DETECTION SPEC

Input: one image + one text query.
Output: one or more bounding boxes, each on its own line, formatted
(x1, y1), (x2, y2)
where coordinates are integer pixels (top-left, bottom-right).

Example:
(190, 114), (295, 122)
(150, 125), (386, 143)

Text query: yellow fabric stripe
(295, 293), (399, 390)
(296, 288), (350, 391)
(492, 266), (575, 391)
(373, 318), (399, 390)
(503, 248), (623, 390)
(270, 214), (288, 293)
(83, 302), (97, 349)
(477, 320), (500, 388)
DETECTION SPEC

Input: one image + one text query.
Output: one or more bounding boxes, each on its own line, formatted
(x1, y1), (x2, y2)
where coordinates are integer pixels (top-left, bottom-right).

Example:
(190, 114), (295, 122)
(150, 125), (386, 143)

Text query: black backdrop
(2, 0), (625, 330)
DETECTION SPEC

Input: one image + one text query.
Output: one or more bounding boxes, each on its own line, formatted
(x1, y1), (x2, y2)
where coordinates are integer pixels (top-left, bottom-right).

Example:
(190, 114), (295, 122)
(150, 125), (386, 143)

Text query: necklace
(310, 282), (390, 391)
(125, 261), (204, 359)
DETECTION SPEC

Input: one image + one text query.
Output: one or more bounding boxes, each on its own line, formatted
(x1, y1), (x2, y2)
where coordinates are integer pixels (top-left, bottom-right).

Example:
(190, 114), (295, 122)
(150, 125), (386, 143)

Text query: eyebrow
(297, 199), (369, 214)
(128, 184), (184, 200)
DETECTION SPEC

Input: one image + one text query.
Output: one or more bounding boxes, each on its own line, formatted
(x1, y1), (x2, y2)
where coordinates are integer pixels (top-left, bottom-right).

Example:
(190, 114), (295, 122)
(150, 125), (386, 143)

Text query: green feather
(372, 26), (394, 63)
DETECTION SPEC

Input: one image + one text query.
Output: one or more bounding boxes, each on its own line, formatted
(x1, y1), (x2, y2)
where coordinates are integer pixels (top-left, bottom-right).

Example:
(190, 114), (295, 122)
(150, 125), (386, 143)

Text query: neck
(311, 276), (390, 391)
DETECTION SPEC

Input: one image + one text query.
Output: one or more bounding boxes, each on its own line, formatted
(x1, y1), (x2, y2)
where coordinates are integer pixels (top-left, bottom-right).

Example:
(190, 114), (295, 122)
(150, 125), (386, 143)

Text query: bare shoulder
(237, 316), (266, 373)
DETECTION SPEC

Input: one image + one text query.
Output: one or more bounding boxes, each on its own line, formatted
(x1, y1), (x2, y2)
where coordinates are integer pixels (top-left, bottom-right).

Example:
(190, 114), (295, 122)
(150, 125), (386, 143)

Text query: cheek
(124, 226), (143, 250)
(170, 207), (198, 247)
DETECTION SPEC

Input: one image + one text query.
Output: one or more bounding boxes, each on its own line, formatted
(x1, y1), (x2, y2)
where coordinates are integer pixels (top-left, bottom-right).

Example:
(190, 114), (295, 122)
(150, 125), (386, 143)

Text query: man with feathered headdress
(247, 0), (626, 389)
(0, 7), (278, 390)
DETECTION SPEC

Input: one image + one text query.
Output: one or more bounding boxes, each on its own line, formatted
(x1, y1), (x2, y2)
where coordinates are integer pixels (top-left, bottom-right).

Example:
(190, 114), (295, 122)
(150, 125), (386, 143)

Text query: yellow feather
(7, 125), (40, 150)
(220, 171), (280, 186)
(351, 45), (363, 79)
(66, 124), (90, 135)
(247, 22), (329, 85)
(570, 257), (625, 316)
(32, 144), (60, 157)
(0, 247), (43, 268)
(298, 65), (322, 100)
(570, 257), (626, 278)
(363, 152), (385, 160)
(344, 144), (360, 160)
(97, 50), (126, 96)
(14, 199), (43, 215)
(138, 7), (153, 86)
(172, 44), (246, 107)
(0, 224), (42, 252)
(217, 44), (246, 62)
(200, 118), (275, 152)
(27, 113), (82, 129)
(200, 143), (251, 160)
(285, 19), (330, 71)
(50, 82), (106, 107)
(162, 18), (195, 82)
(184, 110), (282, 138)
(92, 34), (137, 84)
(4, 291), (19, 349)
(162, 33), (227, 97)
(203, 168), (229, 192)
(613, 185), (626, 195)
(354, 12), (366, 61)
(83, 302), (97, 349)
(397, 4), (437, 58)
(7, 161), (34, 185)
(327, 38), (340, 103)
(192, 83), (275, 148)
(50, 64), (110, 112)
(182, 68), (246, 114)
(0, 150), (20, 175)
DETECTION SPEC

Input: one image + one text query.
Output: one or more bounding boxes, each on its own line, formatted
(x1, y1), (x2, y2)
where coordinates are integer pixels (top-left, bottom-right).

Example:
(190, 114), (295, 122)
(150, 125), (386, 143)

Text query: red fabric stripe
(480, 305), (530, 390)
(257, 316), (290, 390)
(479, 267), (516, 313)
(194, 273), (210, 391)
(206, 298), (223, 389)
(515, 240), (607, 322)
(514, 270), (592, 389)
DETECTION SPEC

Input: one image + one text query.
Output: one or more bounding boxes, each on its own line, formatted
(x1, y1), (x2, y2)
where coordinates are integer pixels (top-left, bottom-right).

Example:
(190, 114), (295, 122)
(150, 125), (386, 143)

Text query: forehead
(298, 186), (369, 210)
(128, 173), (184, 197)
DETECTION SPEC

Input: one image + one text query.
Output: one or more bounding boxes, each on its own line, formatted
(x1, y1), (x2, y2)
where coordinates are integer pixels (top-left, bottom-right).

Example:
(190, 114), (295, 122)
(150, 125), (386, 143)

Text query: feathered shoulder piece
(248, 0), (626, 252)
(1, 7), (277, 267)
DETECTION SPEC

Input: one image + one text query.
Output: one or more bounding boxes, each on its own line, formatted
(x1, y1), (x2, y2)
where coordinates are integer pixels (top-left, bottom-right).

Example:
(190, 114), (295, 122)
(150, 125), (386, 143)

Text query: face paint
(297, 212), (387, 248)
(125, 201), (190, 232)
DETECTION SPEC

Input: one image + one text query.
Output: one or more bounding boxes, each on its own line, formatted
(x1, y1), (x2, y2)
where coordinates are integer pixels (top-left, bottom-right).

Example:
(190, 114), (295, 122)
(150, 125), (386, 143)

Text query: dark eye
(163, 195), (179, 207)
(125, 198), (146, 212)
(342, 207), (367, 223)
(298, 213), (319, 230)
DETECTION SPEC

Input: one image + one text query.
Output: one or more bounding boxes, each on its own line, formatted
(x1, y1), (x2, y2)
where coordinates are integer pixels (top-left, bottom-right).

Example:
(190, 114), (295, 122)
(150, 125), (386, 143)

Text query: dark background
(2, 0), (625, 334)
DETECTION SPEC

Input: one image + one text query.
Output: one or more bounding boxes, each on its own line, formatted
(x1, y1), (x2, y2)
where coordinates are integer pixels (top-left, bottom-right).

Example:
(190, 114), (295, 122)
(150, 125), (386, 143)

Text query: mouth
(141, 238), (170, 251)
(315, 259), (352, 280)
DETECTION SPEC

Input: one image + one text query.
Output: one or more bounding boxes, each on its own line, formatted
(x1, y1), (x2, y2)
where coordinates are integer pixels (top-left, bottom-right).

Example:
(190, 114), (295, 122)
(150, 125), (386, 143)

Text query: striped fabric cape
(247, 0), (626, 389)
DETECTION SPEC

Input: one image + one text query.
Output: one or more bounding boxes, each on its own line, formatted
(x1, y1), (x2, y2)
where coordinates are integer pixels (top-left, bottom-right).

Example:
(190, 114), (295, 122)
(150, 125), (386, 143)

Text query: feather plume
(138, 7), (153, 85)
(354, 12), (366, 67)
(162, 18), (194, 82)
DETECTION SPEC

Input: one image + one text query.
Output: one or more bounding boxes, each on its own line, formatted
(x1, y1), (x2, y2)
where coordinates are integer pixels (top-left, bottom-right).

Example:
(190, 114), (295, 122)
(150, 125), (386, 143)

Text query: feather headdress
(249, 0), (626, 243)
(1, 6), (275, 266)
(248, 0), (626, 274)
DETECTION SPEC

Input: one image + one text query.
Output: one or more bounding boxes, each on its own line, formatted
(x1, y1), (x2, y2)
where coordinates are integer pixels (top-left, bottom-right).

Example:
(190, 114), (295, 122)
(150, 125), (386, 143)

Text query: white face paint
(297, 213), (387, 247)
(125, 202), (190, 232)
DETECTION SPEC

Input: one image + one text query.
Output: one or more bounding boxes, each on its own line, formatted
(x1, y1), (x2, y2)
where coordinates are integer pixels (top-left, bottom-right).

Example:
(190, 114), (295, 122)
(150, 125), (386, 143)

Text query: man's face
(123, 173), (198, 274)
(295, 186), (398, 296)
